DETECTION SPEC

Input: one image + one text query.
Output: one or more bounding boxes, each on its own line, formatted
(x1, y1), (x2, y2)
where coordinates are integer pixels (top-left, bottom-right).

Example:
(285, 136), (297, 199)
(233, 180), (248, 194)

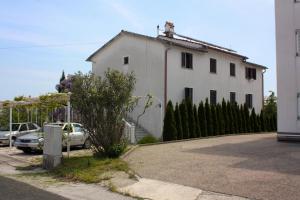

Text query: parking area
(124, 133), (300, 200)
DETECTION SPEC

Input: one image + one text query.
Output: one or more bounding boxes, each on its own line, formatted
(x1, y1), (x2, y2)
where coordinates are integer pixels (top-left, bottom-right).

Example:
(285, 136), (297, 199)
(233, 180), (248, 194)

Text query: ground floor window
(230, 92), (236, 103)
(185, 87), (193, 103)
(245, 94), (253, 108)
(210, 90), (217, 105)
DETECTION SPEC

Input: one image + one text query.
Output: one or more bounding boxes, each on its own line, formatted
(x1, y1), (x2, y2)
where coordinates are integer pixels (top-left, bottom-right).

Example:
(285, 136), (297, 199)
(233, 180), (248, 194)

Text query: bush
(138, 135), (158, 144)
(106, 142), (127, 158)
(180, 100), (190, 139)
(163, 101), (177, 141)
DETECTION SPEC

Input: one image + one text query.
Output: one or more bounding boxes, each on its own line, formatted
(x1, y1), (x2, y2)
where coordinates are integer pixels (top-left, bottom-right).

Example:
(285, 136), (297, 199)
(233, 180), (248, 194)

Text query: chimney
(164, 21), (175, 38)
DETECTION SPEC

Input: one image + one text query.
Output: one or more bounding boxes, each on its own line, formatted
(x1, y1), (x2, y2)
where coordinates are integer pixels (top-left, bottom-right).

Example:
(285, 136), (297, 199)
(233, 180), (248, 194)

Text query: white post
(35, 108), (38, 124)
(9, 106), (13, 148)
(67, 99), (71, 158)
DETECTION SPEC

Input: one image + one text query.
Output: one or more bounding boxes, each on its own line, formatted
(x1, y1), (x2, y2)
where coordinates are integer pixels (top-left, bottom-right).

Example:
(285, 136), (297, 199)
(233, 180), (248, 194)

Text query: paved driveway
(124, 133), (300, 200)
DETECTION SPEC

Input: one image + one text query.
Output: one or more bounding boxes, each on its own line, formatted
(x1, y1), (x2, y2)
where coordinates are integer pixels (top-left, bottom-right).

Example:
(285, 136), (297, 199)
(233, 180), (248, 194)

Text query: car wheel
(83, 139), (91, 149)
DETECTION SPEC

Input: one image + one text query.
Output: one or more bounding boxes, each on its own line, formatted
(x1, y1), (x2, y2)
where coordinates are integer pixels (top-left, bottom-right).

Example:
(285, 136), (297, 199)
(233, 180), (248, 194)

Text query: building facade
(87, 23), (266, 139)
(276, 0), (300, 140)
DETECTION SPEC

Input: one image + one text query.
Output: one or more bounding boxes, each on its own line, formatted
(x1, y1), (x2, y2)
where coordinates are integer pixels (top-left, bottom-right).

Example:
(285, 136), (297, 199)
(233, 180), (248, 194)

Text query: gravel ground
(124, 133), (300, 200)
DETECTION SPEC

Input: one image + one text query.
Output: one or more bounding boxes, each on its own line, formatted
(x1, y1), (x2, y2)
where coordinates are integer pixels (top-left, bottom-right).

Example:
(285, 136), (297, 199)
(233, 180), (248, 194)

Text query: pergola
(0, 93), (71, 150)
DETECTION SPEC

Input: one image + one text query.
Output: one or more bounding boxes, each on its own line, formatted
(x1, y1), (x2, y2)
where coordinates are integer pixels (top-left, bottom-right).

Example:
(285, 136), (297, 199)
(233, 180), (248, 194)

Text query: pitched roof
(86, 30), (267, 69)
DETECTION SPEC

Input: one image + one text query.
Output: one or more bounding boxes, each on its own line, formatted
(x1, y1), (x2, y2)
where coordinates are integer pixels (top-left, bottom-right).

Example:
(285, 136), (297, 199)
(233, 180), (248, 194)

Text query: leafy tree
(198, 102), (207, 137)
(71, 69), (136, 158)
(163, 101), (177, 141)
(193, 105), (201, 137)
(263, 91), (277, 117)
(205, 99), (213, 136)
(174, 103), (183, 140)
(179, 100), (189, 139)
(186, 99), (196, 138)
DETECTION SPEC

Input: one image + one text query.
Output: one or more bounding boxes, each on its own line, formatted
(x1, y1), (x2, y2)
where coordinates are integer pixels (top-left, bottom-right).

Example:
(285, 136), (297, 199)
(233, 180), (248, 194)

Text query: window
(73, 124), (83, 132)
(123, 56), (129, 65)
(297, 30), (300, 56)
(210, 58), (217, 73)
(230, 63), (236, 76)
(245, 94), (253, 108)
(230, 92), (236, 103)
(245, 68), (256, 80)
(210, 90), (217, 105)
(185, 87), (193, 102)
(19, 124), (28, 132)
(28, 123), (36, 130)
(181, 52), (193, 69)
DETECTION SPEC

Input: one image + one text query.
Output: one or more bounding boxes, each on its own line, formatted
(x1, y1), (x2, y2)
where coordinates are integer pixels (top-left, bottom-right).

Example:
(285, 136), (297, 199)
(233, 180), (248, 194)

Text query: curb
(138, 132), (275, 147)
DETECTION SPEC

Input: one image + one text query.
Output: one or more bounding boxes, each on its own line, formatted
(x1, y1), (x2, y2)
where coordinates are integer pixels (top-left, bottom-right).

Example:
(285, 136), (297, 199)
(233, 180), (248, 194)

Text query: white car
(14, 123), (91, 153)
(0, 123), (41, 146)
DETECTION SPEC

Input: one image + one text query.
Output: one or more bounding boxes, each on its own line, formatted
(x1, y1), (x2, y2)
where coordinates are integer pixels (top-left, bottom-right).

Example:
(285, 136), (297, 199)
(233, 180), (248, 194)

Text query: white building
(275, 0), (300, 140)
(87, 22), (267, 139)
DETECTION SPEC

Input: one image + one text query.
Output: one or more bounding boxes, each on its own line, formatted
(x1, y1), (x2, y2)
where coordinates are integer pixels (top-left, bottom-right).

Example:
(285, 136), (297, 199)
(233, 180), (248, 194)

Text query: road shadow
(184, 136), (300, 175)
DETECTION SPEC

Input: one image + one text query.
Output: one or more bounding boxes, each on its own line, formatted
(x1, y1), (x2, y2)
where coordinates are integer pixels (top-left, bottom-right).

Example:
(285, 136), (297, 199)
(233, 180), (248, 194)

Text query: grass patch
(138, 135), (158, 144)
(49, 156), (130, 183)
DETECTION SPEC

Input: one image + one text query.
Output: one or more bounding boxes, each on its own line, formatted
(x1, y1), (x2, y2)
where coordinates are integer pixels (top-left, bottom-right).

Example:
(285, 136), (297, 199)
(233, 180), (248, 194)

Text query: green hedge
(163, 99), (277, 142)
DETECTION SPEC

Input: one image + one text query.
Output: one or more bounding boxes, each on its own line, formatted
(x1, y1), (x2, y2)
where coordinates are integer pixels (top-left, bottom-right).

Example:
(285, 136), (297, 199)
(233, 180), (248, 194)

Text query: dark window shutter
(181, 53), (186, 67)
(253, 69), (257, 80)
(190, 54), (193, 69)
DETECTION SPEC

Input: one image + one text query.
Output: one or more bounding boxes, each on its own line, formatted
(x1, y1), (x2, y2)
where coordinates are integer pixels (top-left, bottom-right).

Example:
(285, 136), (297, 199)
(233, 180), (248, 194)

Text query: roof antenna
(157, 25), (160, 36)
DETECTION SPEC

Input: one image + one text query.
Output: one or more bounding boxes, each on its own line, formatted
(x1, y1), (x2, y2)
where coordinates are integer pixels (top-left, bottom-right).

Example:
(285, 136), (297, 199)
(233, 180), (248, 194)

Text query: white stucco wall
(167, 47), (264, 112)
(91, 33), (165, 138)
(275, 0), (300, 133)
(90, 32), (264, 138)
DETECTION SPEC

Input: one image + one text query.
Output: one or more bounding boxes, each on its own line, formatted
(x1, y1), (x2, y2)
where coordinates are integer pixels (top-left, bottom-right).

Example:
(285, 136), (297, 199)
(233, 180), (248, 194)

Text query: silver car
(14, 123), (91, 153)
(0, 123), (41, 146)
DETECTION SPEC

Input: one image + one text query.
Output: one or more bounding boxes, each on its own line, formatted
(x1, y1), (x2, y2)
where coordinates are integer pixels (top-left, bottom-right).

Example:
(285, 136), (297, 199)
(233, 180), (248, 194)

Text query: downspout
(262, 69), (266, 110)
(164, 46), (171, 111)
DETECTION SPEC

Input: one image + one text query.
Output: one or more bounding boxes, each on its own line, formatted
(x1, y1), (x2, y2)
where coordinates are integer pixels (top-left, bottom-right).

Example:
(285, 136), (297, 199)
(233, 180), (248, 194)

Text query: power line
(0, 42), (102, 50)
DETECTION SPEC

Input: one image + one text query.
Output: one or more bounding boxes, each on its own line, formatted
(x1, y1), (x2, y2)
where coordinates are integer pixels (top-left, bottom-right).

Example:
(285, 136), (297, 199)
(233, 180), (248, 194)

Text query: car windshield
(0, 124), (20, 131)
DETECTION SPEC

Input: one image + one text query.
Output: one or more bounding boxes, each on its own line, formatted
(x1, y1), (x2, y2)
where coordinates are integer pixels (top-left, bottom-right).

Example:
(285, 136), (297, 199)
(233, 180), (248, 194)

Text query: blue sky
(0, 0), (276, 100)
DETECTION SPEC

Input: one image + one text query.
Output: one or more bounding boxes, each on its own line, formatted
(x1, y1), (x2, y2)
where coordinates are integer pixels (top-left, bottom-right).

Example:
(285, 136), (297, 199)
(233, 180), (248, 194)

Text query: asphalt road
(125, 133), (300, 200)
(0, 176), (68, 200)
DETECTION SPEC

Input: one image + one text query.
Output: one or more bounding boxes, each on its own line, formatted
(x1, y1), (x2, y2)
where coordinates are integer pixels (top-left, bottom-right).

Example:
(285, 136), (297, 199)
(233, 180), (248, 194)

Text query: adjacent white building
(275, 0), (300, 140)
(87, 22), (267, 139)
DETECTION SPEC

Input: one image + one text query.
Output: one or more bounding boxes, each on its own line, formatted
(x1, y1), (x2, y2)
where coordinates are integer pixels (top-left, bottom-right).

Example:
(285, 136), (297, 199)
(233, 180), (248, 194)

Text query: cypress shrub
(174, 103), (183, 140)
(222, 99), (229, 134)
(235, 104), (242, 133)
(211, 105), (218, 136)
(233, 103), (241, 133)
(193, 105), (201, 137)
(227, 102), (234, 134)
(186, 99), (196, 138)
(180, 100), (189, 139)
(244, 104), (250, 133)
(240, 105), (246, 133)
(216, 104), (225, 135)
(250, 108), (258, 132)
(205, 99), (213, 136)
(260, 111), (265, 132)
(163, 101), (177, 141)
(256, 114), (261, 133)
(198, 102), (207, 137)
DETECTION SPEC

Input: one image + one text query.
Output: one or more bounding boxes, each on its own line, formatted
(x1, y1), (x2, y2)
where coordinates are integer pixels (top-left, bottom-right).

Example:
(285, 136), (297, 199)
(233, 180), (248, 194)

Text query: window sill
(182, 67), (193, 70)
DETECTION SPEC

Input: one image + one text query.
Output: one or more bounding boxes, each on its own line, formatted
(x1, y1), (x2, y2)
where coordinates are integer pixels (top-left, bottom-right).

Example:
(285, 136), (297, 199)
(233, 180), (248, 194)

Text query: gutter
(262, 69), (266, 109)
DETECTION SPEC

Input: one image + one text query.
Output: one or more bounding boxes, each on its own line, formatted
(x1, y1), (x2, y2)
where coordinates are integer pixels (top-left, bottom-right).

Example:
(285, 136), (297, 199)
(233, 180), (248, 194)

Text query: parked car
(14, 123), (91, 153)
(0, 123), (41, 146)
